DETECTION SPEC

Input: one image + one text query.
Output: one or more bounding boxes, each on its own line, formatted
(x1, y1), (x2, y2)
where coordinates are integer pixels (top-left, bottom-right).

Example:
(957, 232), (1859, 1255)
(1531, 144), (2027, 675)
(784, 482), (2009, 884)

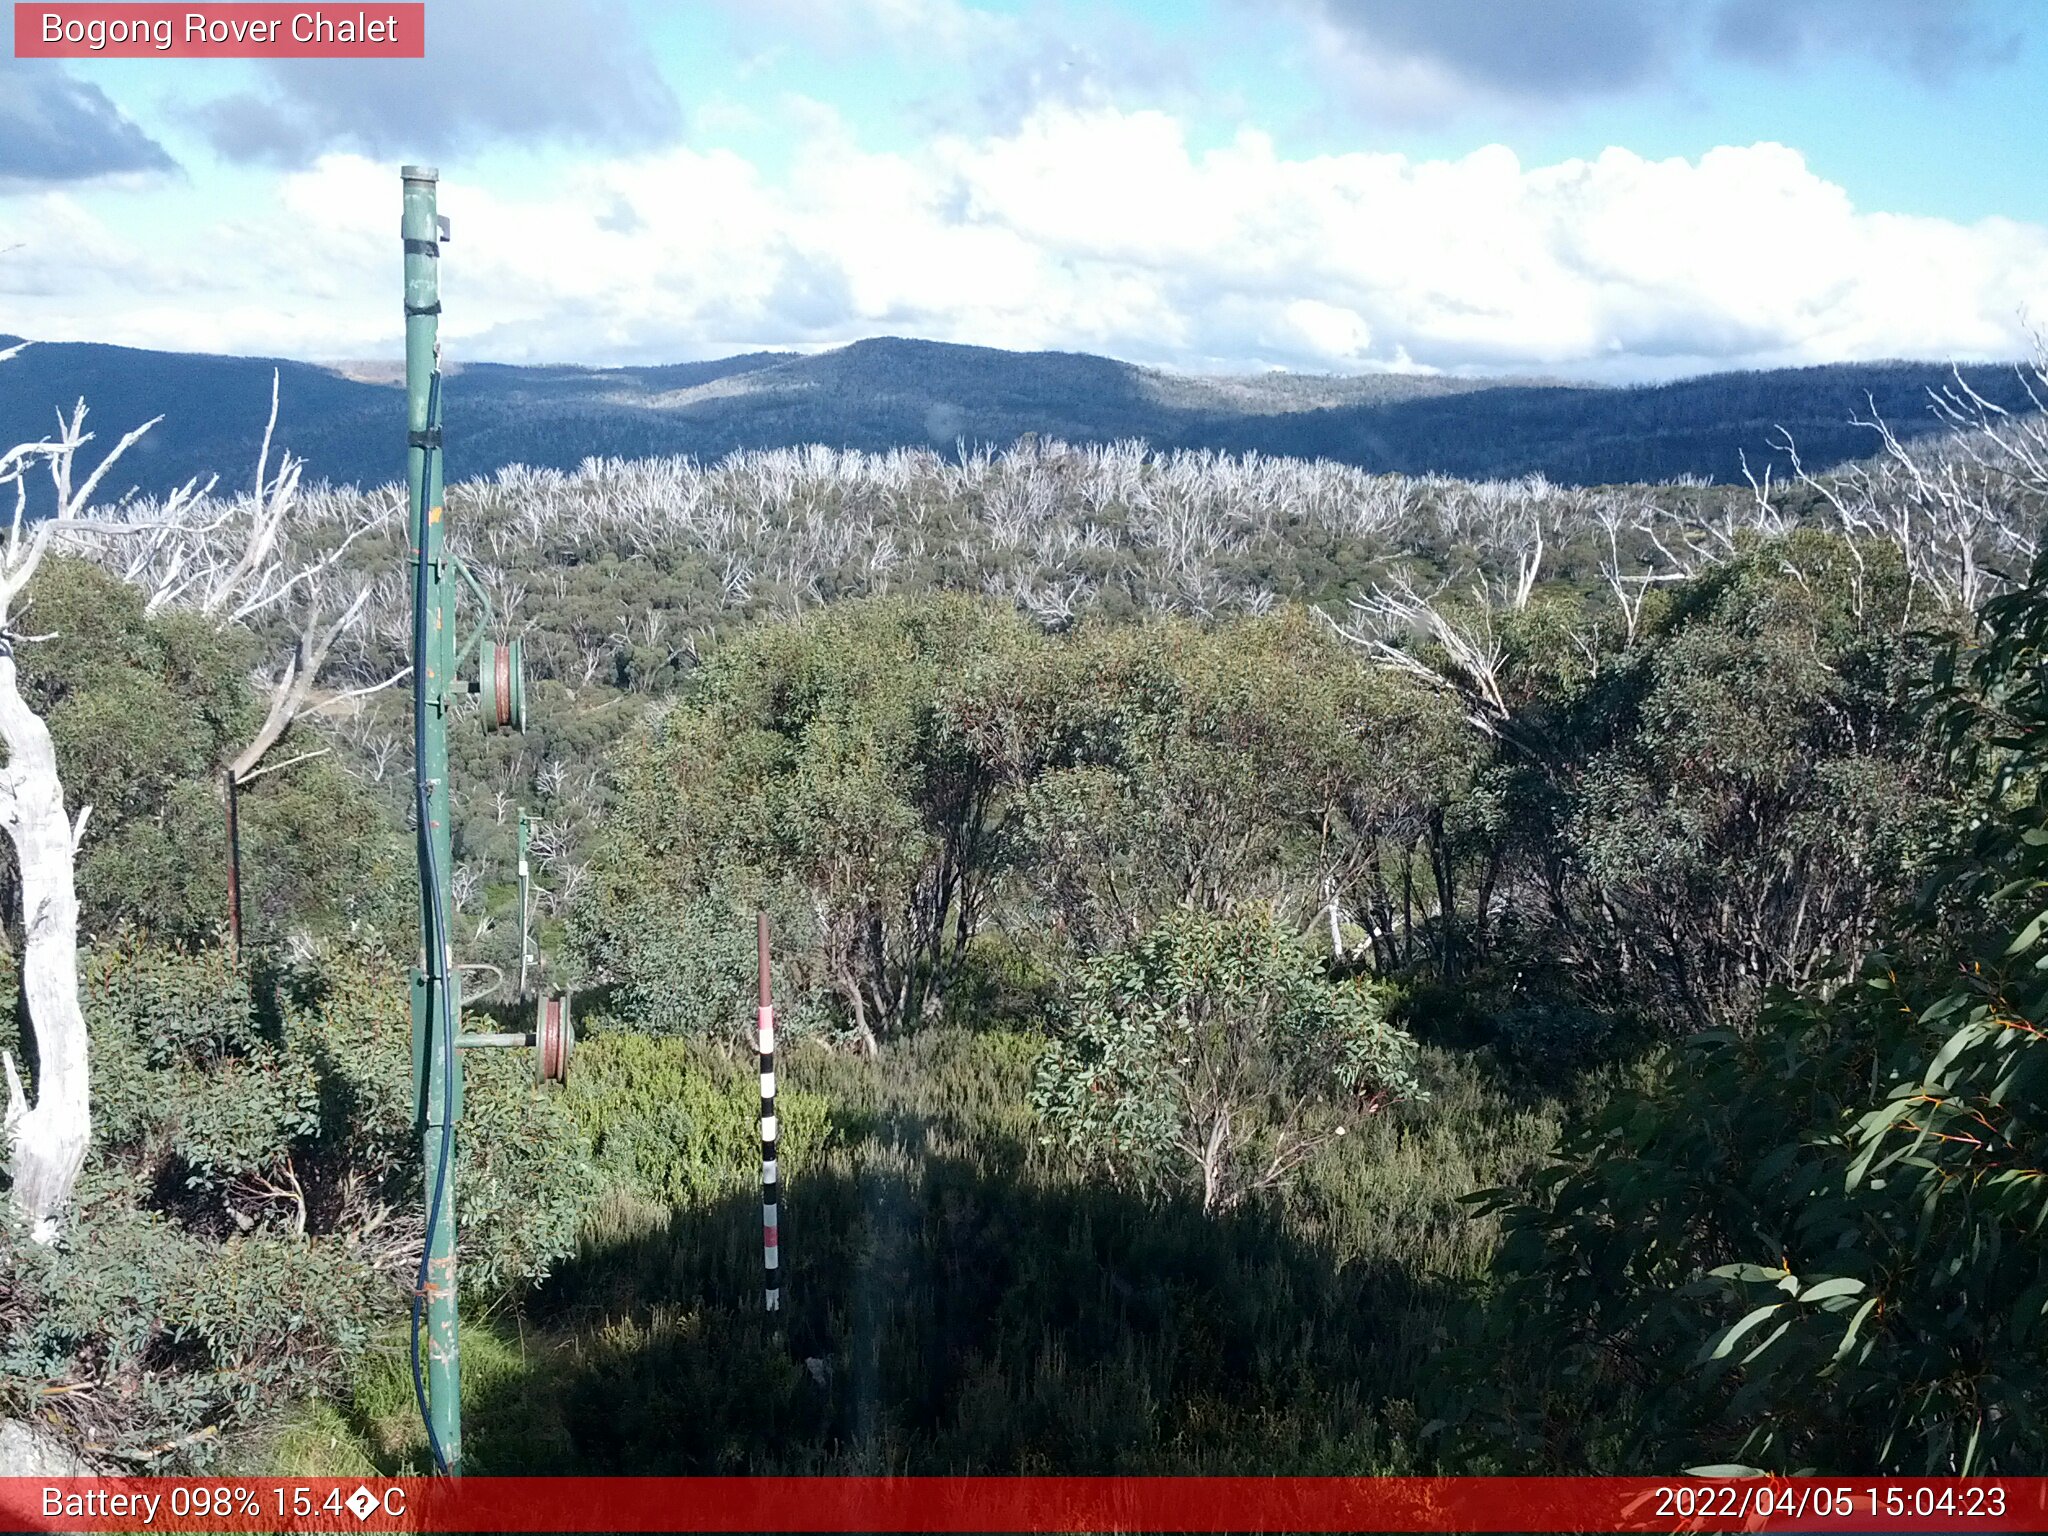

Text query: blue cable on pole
(408, 368), (457, 1477)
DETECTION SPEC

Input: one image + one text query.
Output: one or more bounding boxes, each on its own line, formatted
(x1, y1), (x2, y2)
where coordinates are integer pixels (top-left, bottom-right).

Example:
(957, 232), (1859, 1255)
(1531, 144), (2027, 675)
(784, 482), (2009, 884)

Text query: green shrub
(1451, 546), (2048, 1475)
(0, 1188), (380, 1463)
(84, 937), (321, 1193)
(566, 1032), (832, 1209)
(1, 935), (599, 1466)
(590, 892), (771, 1041)
(276, 939), (600, 1293)
(1033, 911), (1425, 1213)
(1491, 999), (1632, 1078)
(451, 1044), (603, 1293)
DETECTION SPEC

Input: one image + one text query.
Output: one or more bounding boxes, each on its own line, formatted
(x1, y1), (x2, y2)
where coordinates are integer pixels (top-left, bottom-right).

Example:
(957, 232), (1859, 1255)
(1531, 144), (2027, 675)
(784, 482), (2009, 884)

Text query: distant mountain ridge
(0, 333), (2034, 498)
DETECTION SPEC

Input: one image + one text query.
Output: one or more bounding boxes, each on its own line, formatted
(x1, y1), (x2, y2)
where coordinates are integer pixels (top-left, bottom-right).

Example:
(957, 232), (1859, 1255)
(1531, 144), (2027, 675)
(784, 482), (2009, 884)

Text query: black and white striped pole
(757, 912), (781, 1315)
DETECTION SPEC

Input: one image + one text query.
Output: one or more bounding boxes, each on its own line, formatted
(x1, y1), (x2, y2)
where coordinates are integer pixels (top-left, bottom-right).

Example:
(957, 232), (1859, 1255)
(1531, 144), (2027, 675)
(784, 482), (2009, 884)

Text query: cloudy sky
(3, 0), (2045, 380)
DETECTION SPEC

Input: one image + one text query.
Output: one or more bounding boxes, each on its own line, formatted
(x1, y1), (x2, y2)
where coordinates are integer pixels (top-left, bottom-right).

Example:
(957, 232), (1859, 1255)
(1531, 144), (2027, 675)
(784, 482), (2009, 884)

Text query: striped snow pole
(757, 912), (781, 1314)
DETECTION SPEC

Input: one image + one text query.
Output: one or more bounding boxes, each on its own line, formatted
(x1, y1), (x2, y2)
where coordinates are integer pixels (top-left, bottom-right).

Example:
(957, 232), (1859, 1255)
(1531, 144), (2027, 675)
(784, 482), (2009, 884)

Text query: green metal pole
(403, 163), (462, 1474)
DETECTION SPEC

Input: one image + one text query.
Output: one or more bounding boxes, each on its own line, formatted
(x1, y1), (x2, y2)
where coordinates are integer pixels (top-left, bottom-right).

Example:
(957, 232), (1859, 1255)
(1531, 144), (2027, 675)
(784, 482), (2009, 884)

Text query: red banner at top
(13, 4), (424, 57)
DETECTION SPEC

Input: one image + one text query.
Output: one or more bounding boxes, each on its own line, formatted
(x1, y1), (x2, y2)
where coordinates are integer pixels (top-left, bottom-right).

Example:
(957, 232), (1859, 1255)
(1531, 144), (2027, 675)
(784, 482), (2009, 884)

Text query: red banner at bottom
(7, 1476), (2048, 1533)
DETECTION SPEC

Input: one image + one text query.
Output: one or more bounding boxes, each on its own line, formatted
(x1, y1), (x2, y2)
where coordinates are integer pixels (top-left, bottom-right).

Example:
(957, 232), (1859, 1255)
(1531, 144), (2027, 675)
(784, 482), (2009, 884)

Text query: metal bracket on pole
(451, 555), (493, 675)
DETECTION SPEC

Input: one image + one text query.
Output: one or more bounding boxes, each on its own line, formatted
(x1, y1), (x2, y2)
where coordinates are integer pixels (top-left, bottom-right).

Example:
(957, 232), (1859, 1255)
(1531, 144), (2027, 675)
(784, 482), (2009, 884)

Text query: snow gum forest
(3, 348), (2048, 1478)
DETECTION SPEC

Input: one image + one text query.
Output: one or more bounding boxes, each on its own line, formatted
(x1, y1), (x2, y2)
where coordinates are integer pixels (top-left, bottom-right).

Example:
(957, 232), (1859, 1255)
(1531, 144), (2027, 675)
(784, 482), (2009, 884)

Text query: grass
(259, 1022), (1567, 1476)
(298, 1024), (1569, 1476)
(251, 1311), (539, 1476)
(262, 1400), (384, 1478)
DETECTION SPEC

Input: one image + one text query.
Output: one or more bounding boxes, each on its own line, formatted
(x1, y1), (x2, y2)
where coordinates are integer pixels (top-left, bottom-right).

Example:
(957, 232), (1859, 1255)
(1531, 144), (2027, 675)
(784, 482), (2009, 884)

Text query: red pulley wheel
(535, 993), (573, 1085)
(493, 642), (512, 729)
(476, 639), (525, 734)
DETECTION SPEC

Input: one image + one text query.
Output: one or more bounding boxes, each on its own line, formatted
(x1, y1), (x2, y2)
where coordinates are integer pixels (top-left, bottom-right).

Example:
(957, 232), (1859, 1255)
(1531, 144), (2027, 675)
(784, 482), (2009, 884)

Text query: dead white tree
(1771, 360), (2047, 616)
(1593, 497), (1687, 647)
(344, 729), (401, 785)
(116, 376), (406, 787)
(1503, 514), (1544, 610)
(97, 375), (408, 941)
(0, 389), (210, 1240)
(223, 577), (387, 787)
(1329, 568), (1513, 735)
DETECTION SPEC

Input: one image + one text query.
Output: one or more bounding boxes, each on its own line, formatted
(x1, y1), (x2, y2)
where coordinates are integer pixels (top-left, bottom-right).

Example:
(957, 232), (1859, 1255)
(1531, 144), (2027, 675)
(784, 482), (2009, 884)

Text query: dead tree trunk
(0, 642), (89, 1242)
(224, 769), (243, 954)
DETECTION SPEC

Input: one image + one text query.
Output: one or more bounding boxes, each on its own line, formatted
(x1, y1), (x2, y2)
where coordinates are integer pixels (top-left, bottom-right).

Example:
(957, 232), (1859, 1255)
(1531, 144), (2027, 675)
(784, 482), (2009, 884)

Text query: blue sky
(2, 0), (2044, 380)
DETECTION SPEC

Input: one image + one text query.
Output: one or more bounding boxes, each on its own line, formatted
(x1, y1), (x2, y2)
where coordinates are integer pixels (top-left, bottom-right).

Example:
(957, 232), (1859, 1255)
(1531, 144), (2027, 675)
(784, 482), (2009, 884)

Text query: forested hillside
(3, 352), (2048, 1477)
(3, 333), (2039, 497)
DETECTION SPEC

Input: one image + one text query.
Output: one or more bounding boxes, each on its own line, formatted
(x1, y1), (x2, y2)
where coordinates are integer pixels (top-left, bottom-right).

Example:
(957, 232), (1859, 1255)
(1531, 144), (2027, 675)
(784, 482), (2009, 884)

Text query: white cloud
(1290, 0), (2024, 126)
(184, 0), (681, 167)
(4, 106), (2045, 381)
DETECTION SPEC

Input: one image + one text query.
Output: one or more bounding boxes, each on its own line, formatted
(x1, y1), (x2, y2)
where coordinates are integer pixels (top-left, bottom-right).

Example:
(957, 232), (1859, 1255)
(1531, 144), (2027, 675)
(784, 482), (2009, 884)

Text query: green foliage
(275, 939), (600, 1294)
(449, 1043), (604, 1294)
(83, 938), (320, 1192)
(1558, 534), (1936, 1028)
(234, 765), (414, 951)
(1033, 911), (1424, 1214)
(14, 558), (251, 939)
(426, 1024), (1556, 1476)
(580, 894), (762, 1040)
(2, 556), (411, 954)
(1488, 998), (1634, 1078)
(0, 1191), (384, 1460)
(561, 533), (1956, 1053)
(2, 935), (598, 1464)
(580, 598), (1473, 1047)
(954, 608), (1474, 958)
(1452, 544), (2048, 1474)
(577, 596), (1034, 1046)
(564, 1032), (832, 1209)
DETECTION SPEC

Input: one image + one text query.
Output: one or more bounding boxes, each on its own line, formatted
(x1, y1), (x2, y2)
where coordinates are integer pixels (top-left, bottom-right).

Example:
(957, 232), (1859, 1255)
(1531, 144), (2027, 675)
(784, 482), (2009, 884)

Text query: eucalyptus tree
(576, 594), (1036, 1051)
(948, 608), (1476, 969)
(1463, 531), (2048, 1476)
(1567, 534), (1933, 1028)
